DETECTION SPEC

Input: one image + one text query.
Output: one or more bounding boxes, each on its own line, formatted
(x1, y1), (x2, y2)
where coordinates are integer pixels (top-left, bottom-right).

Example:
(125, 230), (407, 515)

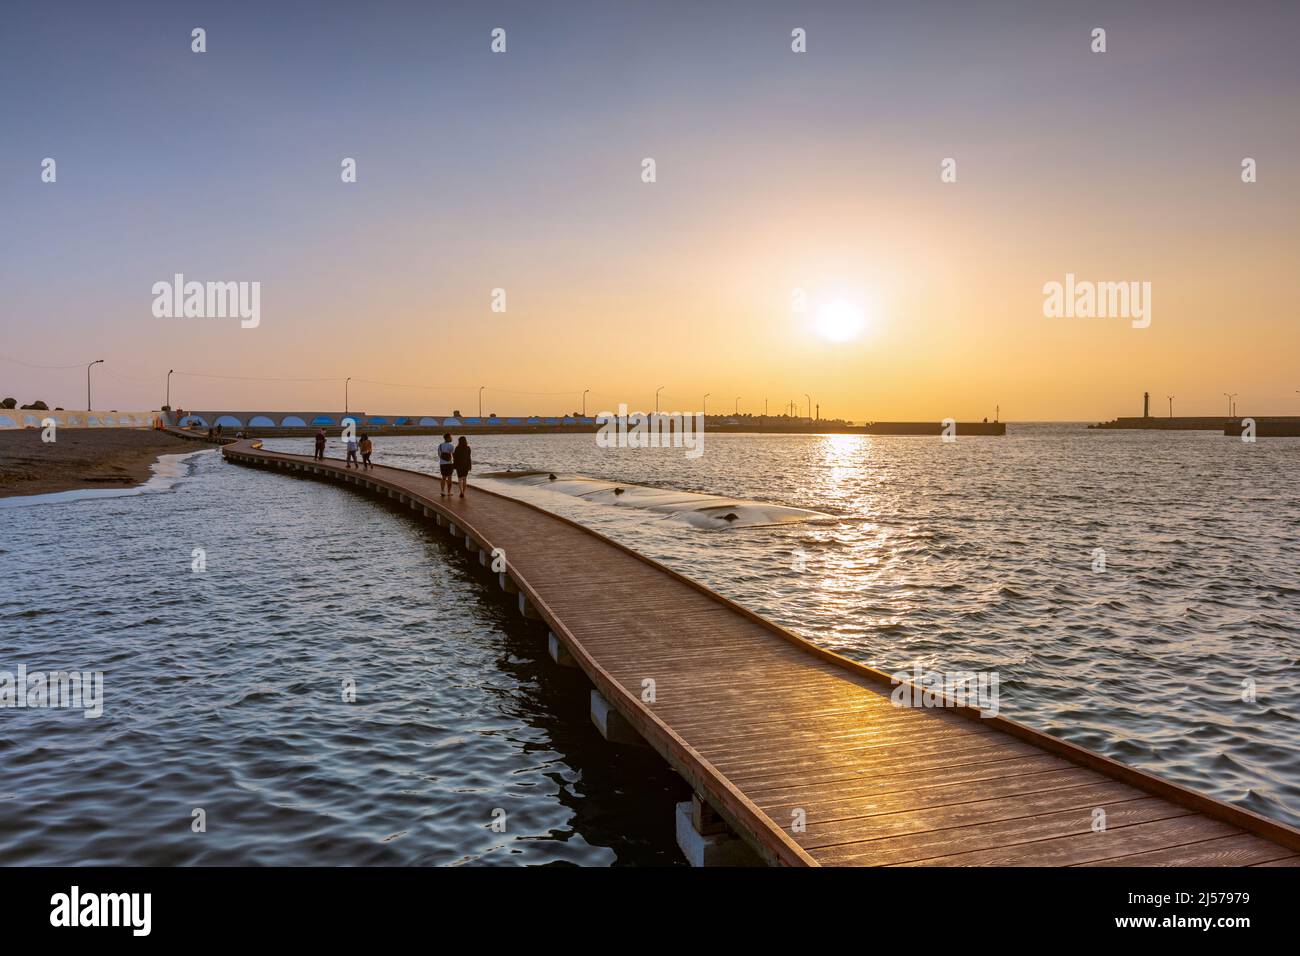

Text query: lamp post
(582, 388), (589, 417)
(734, 396), (740, 415)
(479, 385), (485, 418)
(86, 359), (103, 411)
(703, 392), (710, 418)
(655, 385), (664, 416)
(805, 393), (812, 422)
(345, 376), (352, 415)
(166, 368), (174, 409)
(1166, 394), (1174, 418)
(1224, 392), (1237, 417)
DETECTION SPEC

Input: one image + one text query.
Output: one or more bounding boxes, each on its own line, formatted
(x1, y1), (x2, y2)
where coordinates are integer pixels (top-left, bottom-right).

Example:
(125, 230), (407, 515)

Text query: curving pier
(222, 439), (1300, 867)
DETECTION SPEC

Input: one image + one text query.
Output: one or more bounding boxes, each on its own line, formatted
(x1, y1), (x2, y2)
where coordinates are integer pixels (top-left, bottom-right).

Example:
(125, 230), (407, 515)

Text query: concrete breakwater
(1090, 416), (1300, 435)
(1224, 418), (1300, 438)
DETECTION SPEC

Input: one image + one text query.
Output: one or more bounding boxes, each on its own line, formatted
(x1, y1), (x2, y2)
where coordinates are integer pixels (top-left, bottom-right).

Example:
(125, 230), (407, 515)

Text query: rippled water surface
(4, 425), (1299, 864)
(1, 449), (686, 865)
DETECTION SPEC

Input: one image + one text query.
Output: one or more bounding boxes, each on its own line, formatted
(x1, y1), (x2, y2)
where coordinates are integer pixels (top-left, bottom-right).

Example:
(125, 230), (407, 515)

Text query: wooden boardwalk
(222, 440), (1300, 867)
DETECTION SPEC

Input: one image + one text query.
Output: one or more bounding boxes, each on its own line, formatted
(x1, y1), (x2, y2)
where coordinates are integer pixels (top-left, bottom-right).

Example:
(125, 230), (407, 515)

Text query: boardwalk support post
(548, 631), (578, 668)
(499, 572), (519, 594)
(675, 799), (762, 867)
(518, 593), (542, 620)
(590, 690), (646, 747)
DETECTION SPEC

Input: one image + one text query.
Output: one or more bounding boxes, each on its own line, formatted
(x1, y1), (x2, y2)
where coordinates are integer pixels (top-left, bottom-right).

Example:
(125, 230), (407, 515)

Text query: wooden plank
(895, 814), (1240, 867)
(1078, 833), (1297, 867)
(817, 797), (1185, 866)
(796, 782), (1146, 850)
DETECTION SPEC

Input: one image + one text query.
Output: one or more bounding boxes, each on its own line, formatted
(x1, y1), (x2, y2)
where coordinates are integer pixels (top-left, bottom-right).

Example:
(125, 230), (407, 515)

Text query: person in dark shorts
(437, 432), (455, 496)
(314, 428), (326, 461)
(452, 436), (472, 498)
(359, 433), (373, 470)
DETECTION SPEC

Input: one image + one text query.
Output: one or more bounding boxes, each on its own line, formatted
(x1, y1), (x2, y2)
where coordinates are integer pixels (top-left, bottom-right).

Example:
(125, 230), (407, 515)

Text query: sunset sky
(2, 1), (1298, 421)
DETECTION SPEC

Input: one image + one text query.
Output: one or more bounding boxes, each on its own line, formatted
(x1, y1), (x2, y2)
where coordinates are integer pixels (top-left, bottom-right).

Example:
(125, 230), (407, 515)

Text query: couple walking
(313, 428), (372, 469)
(436, 433), (471, 497)
(345, 432), (373, 470)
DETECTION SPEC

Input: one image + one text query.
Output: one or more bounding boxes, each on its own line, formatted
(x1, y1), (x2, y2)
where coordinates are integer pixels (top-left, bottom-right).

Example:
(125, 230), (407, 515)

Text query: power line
(0, 352), (86, 370)
(173, 370), (345, 383)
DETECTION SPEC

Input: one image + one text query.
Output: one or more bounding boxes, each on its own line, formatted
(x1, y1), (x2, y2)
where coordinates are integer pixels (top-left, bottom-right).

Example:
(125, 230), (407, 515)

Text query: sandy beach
(0, 428), (195, 498)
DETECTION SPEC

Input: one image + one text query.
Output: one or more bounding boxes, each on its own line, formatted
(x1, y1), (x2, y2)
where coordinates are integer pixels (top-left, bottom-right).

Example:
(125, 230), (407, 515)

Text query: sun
(814, 299), (866, 342)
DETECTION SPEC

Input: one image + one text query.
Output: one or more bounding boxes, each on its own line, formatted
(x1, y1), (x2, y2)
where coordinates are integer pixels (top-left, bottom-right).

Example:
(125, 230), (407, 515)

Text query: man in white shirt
(437, 432), (455, 496)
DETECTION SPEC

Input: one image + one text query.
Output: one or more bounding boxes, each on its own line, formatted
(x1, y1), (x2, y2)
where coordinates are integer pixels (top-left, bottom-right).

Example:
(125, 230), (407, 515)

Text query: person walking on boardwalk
(314, 428), (326, 461)
(359, 433), (373, 470)
(452, 436), (472, 498)
(345, 432), (360, 469)
(437, 432), (455, 496)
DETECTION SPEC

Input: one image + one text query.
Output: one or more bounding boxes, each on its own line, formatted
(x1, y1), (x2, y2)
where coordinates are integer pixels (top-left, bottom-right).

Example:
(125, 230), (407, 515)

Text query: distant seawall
(170, 410), (600, 430)
(0, 409), (157, 430)
(166, 411), (1007, 437)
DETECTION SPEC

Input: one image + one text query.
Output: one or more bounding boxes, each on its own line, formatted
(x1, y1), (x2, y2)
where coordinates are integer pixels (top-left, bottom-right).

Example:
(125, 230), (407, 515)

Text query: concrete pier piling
(675, 797), (761, 867)
(590, 690), (645, 746)
(547, 631), (579, 668)
(518, 593), (542, 619)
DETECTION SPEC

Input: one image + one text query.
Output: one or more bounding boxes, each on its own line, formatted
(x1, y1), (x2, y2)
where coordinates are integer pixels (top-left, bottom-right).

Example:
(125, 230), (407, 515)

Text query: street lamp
(479, 385), (485, 418)
(703, 392), (710, 417)
(1224, 392), (1237, 417)
(86, 359), (103, 411)
(1166, 394), (1174, 418)
(734, 396), (740, 415)
(655, 385), (664, 416)
(805, 393), (812, 422)
(345, 376), (352, 415)
(582, 388), (590, 417)
(166, 369), (174, 409)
